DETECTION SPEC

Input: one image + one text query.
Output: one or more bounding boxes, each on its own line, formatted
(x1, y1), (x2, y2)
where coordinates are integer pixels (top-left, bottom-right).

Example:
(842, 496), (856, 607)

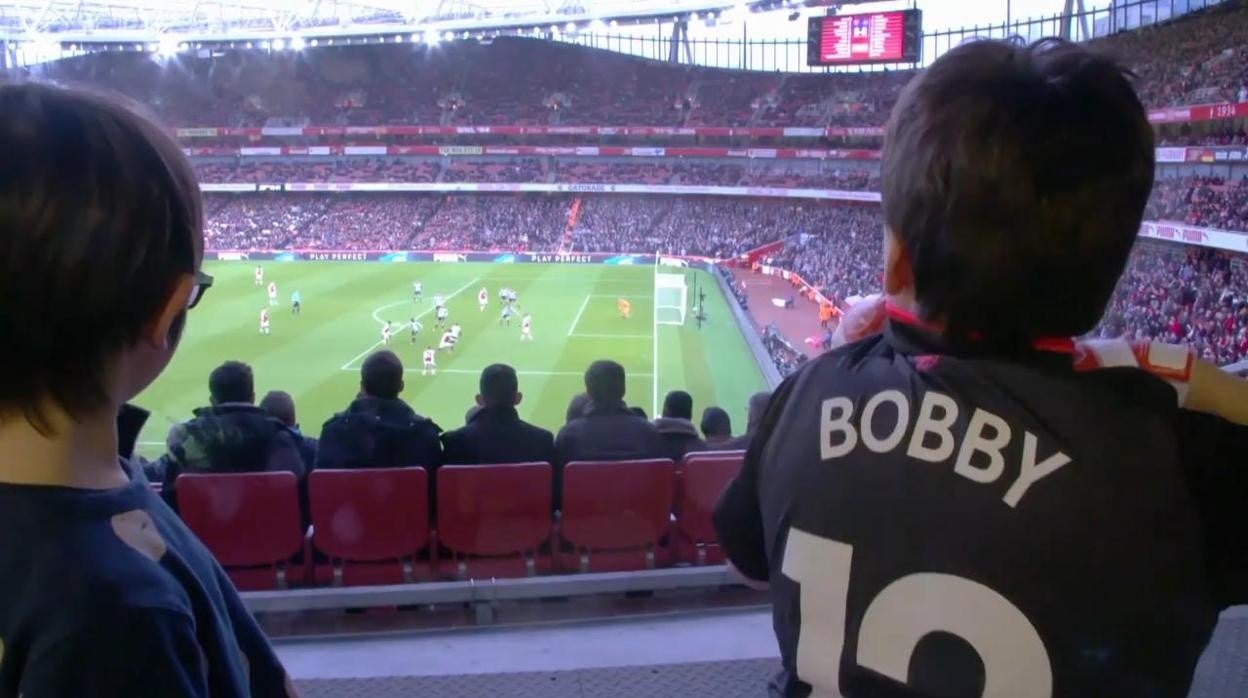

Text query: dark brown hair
(0, 82), (203, 431)
(881, 38), (1154, 345)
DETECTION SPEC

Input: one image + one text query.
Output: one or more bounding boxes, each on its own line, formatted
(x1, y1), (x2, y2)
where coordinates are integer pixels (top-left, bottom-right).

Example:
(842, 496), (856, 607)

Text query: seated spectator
(316, 350), (442, 472)
(260, 389), (317, 470)
(700, 406), (735, 448)
(554, 360), (665, 507)
(441, 364), (555, 466)
(653, 390), (708, 461)
(724, 390), (773, 450)
(565, 392), (591, 423)
(0, 79), (289, 698)
(159, 361), (306, 509)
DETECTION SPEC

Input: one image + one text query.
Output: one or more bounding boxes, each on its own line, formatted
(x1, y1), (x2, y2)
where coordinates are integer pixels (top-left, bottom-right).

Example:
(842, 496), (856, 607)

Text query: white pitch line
(567, 294), (592, 337)
(339, 277), (480, 371)
(651, 258), (660, 417)
(568, 333), (651, 339)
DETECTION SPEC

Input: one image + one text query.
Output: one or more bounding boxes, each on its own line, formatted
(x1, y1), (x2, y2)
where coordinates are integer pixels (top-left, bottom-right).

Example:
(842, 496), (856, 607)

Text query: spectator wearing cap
(653, 390), (707, 461)
(441, 364), (556, 466)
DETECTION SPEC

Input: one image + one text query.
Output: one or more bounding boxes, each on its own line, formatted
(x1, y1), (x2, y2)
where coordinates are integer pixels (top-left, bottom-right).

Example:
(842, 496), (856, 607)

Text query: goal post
(655, 270), (688, 326)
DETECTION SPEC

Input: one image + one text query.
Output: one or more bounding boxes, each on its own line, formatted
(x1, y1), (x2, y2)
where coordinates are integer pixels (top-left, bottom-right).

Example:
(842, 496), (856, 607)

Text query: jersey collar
(883, 301), (1077, 362)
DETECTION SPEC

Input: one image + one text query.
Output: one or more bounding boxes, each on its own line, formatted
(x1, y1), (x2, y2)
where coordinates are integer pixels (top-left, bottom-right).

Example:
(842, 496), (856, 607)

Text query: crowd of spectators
(1096, 241), (1248, 366)
(1147, 176), (1248, 230)
(301, 195), (442, 250)
(31, 1), (1248, 134)
(442, 159), (545, 183)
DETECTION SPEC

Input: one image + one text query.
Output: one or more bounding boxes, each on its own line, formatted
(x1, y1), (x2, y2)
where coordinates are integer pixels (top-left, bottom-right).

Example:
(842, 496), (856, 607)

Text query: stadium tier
(7, 2), (1248, 696)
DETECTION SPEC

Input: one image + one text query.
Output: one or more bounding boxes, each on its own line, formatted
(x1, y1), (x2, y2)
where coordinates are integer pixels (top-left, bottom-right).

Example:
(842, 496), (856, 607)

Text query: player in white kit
(259, 309), (270, 335)
(409, 318), (423, 344)
(267, 281), (278, 306)
(422, 346), (436, 375)
(500, 303), (514, 326)
(413, 281), (423, 301)
(436, 305), (449, 328)
(381, 321), (392, 345)
(433, 294), (444, 308)
(450, 323), (462, 340)
(478, 287), (488, 312)
(254, 265), (264, 286)
(521, 314), (533, 341)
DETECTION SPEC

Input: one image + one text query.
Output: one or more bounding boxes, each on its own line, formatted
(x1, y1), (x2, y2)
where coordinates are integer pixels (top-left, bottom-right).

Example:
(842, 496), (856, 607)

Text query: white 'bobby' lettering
(953, 408), (1011, 484)
(861, 390), (910, 453)
(820, 396), (857, 459)
(1002, 432), (1071, 508)
(907, 391), (959, 463)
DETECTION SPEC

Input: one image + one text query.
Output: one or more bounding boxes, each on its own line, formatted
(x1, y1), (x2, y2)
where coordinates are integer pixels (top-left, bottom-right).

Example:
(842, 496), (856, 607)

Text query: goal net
(655, 271), (688, 326)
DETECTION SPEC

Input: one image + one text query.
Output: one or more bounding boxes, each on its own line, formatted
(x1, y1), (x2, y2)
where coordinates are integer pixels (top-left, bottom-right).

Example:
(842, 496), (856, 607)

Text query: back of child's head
(0, 83), (202, 430)
(881, 38), (1154, 345)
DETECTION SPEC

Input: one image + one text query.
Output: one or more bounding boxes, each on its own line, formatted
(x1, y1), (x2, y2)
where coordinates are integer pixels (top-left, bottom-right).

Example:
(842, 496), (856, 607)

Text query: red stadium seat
(176, 472), (306, 590)
(559, 459), (676, 573)
(308, 467), (432, 586)
(674, 451), (745, 565)
(437, 463), (554, 579)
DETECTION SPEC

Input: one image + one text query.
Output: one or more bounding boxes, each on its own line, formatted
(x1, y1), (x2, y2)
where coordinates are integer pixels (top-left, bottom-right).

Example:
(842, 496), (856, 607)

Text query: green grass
(134, 261), (768, 459)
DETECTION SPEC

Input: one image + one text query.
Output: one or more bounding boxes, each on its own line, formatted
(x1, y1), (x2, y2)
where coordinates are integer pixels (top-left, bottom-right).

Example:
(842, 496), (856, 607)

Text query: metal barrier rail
(242, 565), (744, 615)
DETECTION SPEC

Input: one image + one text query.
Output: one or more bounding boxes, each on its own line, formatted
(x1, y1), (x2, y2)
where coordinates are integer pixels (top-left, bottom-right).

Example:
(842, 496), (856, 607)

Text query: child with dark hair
(0, 84), (293, 695)
(715, 39), (1248, 697)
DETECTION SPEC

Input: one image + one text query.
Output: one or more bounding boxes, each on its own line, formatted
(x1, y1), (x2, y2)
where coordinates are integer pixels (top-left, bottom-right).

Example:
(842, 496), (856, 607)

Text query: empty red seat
(675, 451), (745, 565)
(176, 472), (306, 590)
(559, 459), (676, 573)
(437, 463), (554, 579)
(308, 467), (431, 586)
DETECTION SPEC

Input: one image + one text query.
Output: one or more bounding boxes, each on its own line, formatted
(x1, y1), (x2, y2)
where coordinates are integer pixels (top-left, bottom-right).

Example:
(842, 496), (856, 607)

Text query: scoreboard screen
(807, 10), (922, 66)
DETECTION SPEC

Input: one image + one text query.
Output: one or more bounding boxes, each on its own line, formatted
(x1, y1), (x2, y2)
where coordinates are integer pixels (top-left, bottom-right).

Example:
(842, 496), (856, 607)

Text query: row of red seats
(175, 452), (744, 590)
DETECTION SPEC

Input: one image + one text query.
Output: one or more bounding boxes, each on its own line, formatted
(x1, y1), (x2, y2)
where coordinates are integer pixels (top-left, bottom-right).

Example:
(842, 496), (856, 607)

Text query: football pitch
(134, 261), (769, 458)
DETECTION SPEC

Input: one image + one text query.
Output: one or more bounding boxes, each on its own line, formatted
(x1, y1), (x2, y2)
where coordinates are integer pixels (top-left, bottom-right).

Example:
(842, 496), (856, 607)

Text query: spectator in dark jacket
(316, 350), (443, 518)
(724, 390), (773, 451)
(316, 350), (442, 471)
(555, 360), (665, 507)
(260, 389), (317, 471)
(653, 390), (707, 461)
(441, 364), (556, 466)
(700, 406), (735, 448)
(158, 361), (306, 509)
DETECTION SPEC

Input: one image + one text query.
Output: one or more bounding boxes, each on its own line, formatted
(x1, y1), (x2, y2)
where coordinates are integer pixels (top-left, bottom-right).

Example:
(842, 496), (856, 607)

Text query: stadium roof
(0, 0), (753, 40)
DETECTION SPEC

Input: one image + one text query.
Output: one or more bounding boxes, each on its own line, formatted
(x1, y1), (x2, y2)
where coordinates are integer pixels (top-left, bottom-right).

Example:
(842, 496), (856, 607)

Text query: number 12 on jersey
(782, 528), (1053, 697)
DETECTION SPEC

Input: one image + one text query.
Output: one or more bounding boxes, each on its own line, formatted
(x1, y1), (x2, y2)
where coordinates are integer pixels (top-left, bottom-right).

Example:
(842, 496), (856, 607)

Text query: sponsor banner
(1156, 147), (1188, 163)
(175, 127), (221, 137)
(1211, 148), (1248, 162)
(308, 146), (331, 156)
(343, 146), (387, 156)
(346, 126), (382, 135)
(526, 253), (596, 263)
(240, 147), (283, 156)
(257, 183), (284, 192)
(1187, 148), (1217, 163)
(484, 146), (522, 155)
(439, 145), (484, 156)
(213, 251), (251, 261)
(1138, 221), (1248, 253)
(379, 252), (410, 263)
(630, 147), (666, 157)
(534, 146), (580, 155)
(784, 128), (825, 137)
(206, 181), (883, 202)
(575, 146), (601, 156)
(201, 183), (257, 192)
(433, 252), (467, 263)
(747, 148), (778, 159)
(261, 127), (304, 137)
(455, 126), (492, 134)
(1149, 101), (1246, 124)
(391, 145), (438, 155)
(659, 256), (689, 268)
(305, 251), (369, 261)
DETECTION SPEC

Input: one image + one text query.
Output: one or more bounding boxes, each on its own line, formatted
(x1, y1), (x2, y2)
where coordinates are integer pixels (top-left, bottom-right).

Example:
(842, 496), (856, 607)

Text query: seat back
(308, 467), (429, 561)
(676, 451), (745, 545)
(561, 459), (675, 550)
(176, 472), (303, 567)
(438, 463), (552, 556)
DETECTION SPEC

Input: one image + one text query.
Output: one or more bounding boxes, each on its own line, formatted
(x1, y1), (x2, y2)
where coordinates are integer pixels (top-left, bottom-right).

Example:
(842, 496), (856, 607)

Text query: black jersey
(715, 317), (1248, 698)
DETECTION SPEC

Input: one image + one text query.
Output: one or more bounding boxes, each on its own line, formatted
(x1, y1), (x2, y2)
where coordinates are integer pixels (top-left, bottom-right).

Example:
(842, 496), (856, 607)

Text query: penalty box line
(339, 277), (480, 371)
